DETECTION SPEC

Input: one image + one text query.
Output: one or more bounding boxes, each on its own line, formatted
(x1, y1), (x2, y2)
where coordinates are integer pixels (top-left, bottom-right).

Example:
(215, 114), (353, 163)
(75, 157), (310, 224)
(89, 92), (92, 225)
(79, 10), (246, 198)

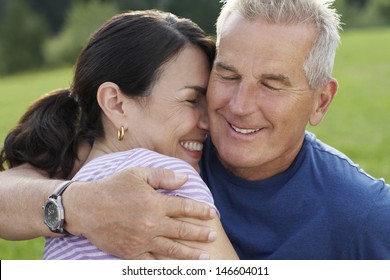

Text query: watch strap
(45, 180), (75, 234)
(50, 180), (75, 199)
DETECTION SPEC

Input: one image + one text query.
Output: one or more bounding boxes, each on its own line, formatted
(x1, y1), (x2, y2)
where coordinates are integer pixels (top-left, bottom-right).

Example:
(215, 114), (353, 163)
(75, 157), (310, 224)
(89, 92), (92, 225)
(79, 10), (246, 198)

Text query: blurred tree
(0, 0), (49, 74)
(115, 0), (168, 10)
(113, 0), (222, 35)
(1, 0), (389, 75)
(166, 0), (222, 35)
(336, 0), (390, 28)
(27, 0), (71, 34)
(376, 0), (390, 22)
(0, 0), (8, 19)
(44, 0), (118, 67)
(347, 0), (368, 7)
(0, 0), (70, 35)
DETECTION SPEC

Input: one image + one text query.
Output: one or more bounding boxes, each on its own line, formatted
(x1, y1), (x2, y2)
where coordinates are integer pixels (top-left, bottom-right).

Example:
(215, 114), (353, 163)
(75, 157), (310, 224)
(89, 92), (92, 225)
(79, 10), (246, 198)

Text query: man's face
(207, 12), (329, 180)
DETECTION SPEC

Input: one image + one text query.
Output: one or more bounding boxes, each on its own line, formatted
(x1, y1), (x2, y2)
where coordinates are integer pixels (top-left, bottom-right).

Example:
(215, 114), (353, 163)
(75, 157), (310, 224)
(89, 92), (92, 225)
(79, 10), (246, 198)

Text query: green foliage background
(309, 27), (390, 180)
(0, 26), (390, 259)
(1, 0), (390, 76)
(0, 0), (223, 75)
(0, 0), (390, 261)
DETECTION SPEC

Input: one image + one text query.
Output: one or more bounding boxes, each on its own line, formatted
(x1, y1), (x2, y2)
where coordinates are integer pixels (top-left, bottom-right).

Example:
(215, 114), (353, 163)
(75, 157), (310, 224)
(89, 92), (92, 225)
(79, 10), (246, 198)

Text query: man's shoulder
(304, 132), (377, 180)
(304, 131), (355, 163)
(303, 131), (389, 202)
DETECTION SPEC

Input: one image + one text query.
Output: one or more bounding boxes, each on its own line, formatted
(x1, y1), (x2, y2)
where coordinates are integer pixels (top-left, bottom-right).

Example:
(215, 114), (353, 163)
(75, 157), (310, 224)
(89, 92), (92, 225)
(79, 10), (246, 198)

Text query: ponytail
(0, 89), (81, 178)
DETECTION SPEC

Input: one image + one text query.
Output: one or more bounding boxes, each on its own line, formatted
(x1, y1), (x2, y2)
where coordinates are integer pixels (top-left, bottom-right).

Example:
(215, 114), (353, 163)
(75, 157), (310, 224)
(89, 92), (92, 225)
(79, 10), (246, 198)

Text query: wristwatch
(42, 180), (75, 234)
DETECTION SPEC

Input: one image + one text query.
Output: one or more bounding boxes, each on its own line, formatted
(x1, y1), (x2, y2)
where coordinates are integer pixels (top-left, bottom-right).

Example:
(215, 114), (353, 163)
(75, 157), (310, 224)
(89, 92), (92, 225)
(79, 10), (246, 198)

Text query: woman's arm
(173, 216), (239, 259)
(186, 217), (238, 259)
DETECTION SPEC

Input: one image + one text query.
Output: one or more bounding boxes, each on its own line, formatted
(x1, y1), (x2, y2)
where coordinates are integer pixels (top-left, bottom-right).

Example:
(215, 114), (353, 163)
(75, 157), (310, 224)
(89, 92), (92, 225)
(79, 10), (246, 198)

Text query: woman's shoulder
(130, 148), (196, 172)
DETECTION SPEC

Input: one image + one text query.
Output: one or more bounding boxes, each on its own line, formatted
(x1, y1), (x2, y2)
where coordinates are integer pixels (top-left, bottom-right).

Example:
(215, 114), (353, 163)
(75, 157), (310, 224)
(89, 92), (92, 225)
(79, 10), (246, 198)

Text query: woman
(0, 10), (238, 260)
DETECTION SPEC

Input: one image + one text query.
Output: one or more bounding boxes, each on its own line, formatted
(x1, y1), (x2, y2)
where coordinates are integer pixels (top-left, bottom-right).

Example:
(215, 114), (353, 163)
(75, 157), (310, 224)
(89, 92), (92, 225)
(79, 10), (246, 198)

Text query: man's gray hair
(216, 0), (342, 89)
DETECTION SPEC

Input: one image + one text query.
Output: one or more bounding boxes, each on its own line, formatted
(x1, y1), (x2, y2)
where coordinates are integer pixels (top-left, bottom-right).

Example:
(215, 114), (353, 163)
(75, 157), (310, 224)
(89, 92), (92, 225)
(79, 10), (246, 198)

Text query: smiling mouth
(180, 141), (203, 152)
(230, 124), (261, 134)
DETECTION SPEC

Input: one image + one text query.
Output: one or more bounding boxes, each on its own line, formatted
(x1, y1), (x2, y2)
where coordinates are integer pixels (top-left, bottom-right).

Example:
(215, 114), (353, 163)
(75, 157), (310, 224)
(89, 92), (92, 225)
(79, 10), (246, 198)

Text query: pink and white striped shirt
(43, 148), (216, 260)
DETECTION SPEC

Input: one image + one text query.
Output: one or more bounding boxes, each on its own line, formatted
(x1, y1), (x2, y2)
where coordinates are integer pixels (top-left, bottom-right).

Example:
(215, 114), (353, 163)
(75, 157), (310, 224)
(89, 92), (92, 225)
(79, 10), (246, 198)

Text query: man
(200, 0), (390, 259)
(1, 0), (390, 259)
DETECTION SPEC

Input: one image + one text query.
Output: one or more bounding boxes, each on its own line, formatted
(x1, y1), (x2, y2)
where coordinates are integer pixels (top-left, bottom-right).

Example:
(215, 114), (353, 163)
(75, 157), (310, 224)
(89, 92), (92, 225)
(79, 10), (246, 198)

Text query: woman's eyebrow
(182, 86), (207, 95)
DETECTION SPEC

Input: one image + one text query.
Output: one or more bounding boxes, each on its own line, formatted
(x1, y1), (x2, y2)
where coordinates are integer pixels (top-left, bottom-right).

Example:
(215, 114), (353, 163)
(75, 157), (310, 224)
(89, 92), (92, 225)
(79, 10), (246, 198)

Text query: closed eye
(186, 98), (199, 104)
(220, 74), (240, 81)
(260, 74), (291, 91)
(262, 82), (280, 91)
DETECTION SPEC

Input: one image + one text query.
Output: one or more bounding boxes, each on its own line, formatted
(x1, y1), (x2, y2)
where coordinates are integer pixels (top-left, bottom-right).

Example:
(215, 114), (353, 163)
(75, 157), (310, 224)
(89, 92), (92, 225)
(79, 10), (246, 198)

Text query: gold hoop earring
(117, 126), (125, 141)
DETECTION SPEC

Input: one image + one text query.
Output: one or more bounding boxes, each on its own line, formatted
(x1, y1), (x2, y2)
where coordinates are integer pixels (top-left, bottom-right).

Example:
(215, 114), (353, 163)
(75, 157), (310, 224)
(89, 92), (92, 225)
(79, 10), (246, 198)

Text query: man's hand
(63, 167), (216, 260)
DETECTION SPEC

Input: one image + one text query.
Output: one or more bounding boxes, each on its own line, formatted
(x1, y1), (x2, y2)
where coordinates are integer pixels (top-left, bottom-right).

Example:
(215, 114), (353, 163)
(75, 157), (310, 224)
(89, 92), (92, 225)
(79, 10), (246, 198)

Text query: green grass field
(1, 27), (390, 259)
(309, 27), (390, 181)
(0, 67), (73, 259)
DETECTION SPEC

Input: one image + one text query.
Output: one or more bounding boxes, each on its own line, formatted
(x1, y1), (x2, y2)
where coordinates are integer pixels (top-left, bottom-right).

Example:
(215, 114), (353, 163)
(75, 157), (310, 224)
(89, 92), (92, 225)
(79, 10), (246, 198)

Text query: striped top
(43, 148), (217, 260)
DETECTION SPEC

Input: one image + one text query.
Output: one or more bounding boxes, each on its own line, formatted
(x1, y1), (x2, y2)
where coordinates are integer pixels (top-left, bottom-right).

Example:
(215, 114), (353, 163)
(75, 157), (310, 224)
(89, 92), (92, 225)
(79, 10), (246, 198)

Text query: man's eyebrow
(214, 62), (291, 86)
(260, 74), (292, 86)
(214, 61), (238, 72)
(183, 86), (207, 95)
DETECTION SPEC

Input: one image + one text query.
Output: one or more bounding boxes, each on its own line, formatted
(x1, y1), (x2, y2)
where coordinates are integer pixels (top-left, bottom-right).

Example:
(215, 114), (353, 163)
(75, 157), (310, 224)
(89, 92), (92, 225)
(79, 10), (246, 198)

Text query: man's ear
(309, 78), (338, 126)
(96, 82), (126, 129)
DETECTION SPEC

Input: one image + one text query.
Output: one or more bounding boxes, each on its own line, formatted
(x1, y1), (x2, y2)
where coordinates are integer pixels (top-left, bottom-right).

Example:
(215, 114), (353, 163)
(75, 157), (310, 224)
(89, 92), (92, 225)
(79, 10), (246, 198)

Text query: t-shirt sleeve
(115, 148), (219, 216)
(353, 181), (390, 259)
(157, 171), (217, 213)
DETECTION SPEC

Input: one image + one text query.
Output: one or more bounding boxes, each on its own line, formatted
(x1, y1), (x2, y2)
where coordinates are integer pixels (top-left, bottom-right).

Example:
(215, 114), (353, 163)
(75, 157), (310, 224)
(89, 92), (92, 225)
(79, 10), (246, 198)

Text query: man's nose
(229, 82), (258, 116)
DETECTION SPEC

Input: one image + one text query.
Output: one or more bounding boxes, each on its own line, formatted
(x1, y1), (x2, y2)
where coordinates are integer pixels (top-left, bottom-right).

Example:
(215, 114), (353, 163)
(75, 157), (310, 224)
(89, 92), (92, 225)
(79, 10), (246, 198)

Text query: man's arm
(0, 164), (63, 240)
(0, 165), (216, 259)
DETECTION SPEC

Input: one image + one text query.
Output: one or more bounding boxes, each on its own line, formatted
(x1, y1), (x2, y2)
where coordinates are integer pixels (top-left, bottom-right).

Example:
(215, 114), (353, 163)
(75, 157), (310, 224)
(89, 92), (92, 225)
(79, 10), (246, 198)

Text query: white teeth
(231, 124), (260, 134)
(180, 141), (203, 152)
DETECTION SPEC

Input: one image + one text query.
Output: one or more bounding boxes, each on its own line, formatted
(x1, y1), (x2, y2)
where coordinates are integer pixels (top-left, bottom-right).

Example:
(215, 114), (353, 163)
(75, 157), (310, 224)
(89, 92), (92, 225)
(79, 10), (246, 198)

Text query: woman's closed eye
(186, 98), (199, 104)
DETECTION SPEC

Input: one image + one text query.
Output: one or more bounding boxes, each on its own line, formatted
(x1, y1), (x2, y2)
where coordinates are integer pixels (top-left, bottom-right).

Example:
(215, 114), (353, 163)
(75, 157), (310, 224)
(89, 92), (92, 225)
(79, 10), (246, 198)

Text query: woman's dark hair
(0, 10), (216, 178)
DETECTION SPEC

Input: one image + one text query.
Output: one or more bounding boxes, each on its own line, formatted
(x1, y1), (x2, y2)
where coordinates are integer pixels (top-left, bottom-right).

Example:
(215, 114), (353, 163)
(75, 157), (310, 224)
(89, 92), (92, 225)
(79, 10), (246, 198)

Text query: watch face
(44, 201), (60, 228)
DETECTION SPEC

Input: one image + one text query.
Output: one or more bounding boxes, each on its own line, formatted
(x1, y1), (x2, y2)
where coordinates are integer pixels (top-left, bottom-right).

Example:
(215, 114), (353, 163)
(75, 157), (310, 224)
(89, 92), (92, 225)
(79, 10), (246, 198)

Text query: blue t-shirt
(199, 132), (390, 259)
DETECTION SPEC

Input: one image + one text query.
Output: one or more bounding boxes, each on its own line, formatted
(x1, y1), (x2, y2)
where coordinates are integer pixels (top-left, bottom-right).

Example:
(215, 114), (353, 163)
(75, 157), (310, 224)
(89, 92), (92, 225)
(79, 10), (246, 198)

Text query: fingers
(130, 167), (188, 190)
(77, 167), (217, 260)
(135, 253), (157, 260)
(158, 216), (217, 244)
(152, 237), (210, 260)
(163, 194), (216, 220)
